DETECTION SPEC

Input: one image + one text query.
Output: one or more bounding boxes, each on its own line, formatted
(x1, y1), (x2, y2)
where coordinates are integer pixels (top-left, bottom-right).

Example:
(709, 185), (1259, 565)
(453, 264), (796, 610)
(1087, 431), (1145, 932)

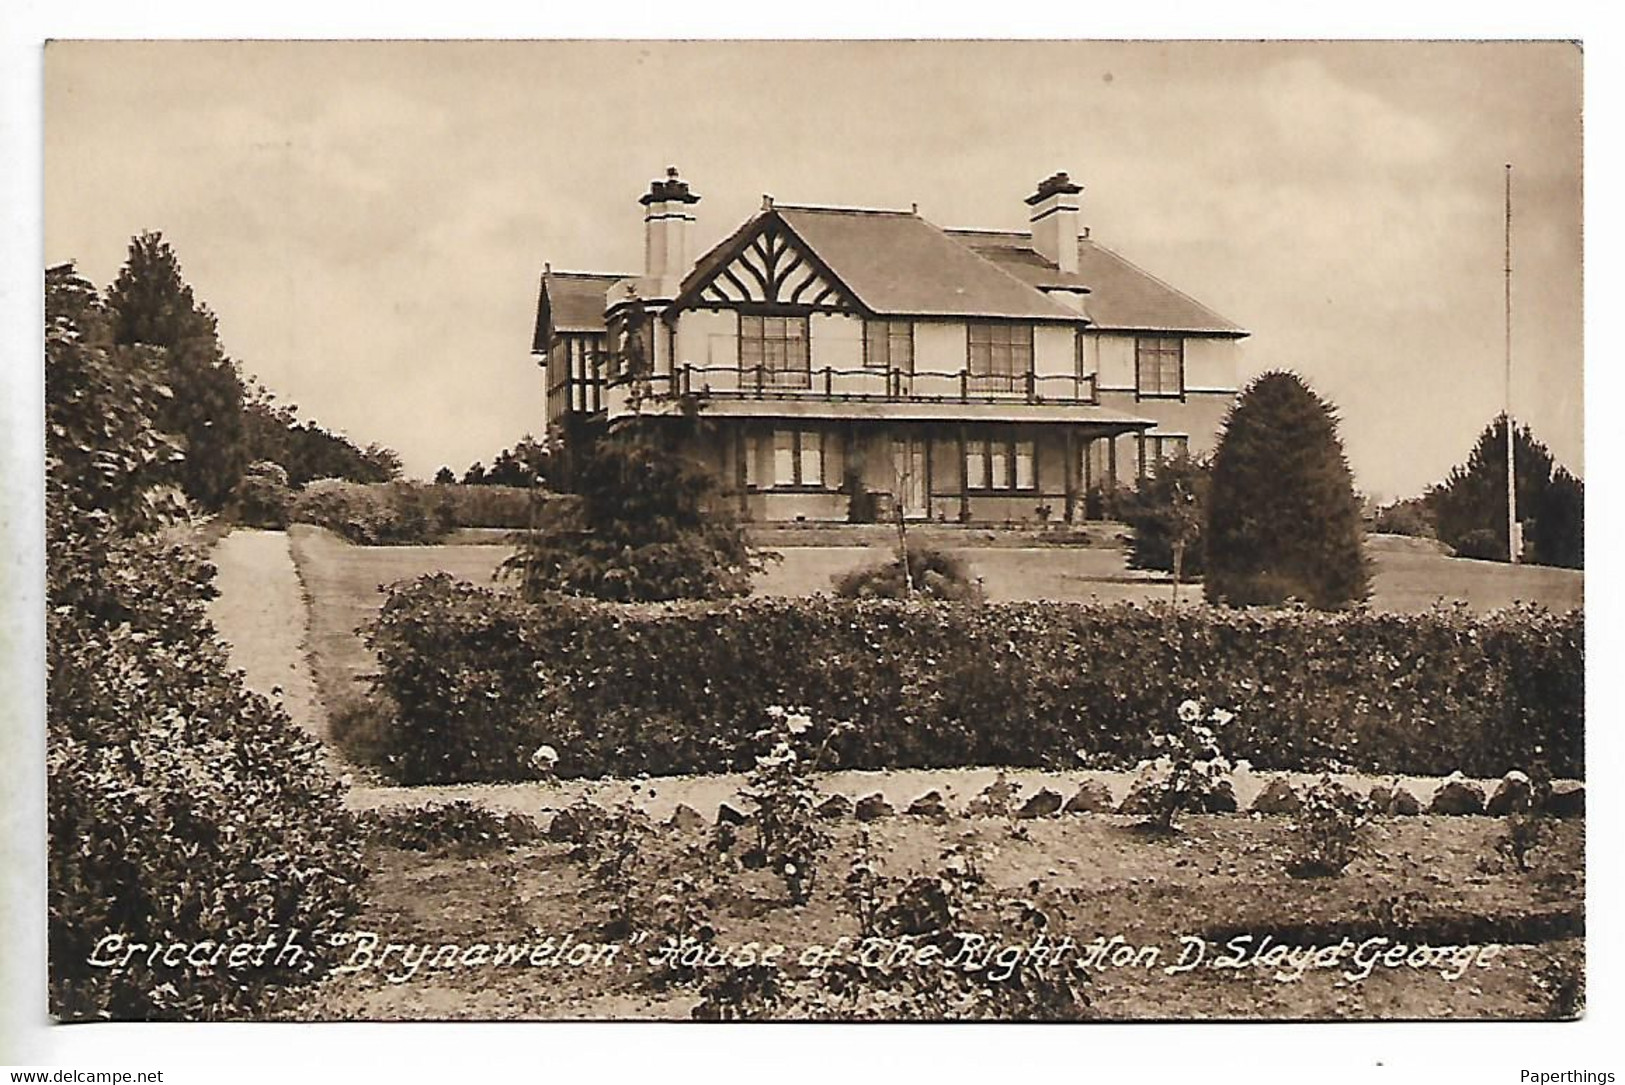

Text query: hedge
(289, 480), (544, 544)
(365, 576), (1583, 785)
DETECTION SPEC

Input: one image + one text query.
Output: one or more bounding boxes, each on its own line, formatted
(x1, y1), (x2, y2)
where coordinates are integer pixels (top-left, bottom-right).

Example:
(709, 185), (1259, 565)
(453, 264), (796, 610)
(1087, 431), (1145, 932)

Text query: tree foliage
(1425, 414), (1583, 569)
(502, 420), (764, 602)
(460, 435), (551, 487)
(1204, 371), (1371, 610)
(1120, 455), (1210, 581)
(106, 232), (248, 510)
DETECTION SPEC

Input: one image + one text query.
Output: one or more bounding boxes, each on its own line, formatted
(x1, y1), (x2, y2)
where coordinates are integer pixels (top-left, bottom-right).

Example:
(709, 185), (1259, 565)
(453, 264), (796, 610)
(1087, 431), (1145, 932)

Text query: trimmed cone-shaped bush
(1204, 372), (1371, 609)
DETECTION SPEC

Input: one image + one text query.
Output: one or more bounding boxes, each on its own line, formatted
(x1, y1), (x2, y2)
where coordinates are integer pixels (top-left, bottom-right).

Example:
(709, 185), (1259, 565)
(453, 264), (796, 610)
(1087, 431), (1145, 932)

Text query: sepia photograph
(12, 29), (1597, 1061)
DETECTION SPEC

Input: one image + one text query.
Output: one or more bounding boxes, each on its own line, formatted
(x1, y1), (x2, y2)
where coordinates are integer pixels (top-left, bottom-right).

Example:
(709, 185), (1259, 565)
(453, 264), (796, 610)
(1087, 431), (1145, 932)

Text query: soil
(275, 813), (1584, 1022)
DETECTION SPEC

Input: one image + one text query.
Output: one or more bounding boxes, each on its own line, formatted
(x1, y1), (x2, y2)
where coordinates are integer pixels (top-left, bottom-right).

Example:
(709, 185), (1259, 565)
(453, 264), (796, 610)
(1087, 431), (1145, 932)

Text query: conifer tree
(106, 232), (247, 509)
(1204, 371), (1370, 609)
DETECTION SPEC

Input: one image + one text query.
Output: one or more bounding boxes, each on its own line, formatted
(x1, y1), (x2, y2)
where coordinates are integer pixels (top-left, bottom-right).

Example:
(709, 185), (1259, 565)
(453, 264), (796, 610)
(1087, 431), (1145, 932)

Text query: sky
(43, 40), (1583, 500)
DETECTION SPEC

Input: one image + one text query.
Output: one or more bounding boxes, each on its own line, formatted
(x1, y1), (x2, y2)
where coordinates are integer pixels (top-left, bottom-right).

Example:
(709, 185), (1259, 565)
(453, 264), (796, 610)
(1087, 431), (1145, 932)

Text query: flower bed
(364, 575), (1582, 785)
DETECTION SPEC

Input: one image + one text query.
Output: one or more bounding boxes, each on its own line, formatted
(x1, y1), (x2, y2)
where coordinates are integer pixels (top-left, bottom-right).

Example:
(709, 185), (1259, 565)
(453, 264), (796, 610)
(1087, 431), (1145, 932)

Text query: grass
(274, 811), (1583, 1021)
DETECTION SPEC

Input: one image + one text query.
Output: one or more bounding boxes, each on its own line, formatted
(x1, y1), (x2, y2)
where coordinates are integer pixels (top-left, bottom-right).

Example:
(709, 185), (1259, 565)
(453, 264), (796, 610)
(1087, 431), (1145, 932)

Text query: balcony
(602, 363), (1100, 420)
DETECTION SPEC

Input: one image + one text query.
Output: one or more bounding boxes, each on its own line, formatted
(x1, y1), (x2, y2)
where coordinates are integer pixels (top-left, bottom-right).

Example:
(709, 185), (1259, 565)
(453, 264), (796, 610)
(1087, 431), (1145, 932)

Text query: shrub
(1287, 775), (1373, 877)
(1129, 699), (1234, 832)
(1373, 498), (1434, 539)
(1120, 456), (1209, 579)
(363, 579), (1582, 785)
(831, 543), (981, 601)
(289, 479), (455, 544)
(738, 708), (842, 904)
(1205, 372), (1371, 609)
(502, 421), (769, 602)
(231, 460), (292, 528)
(358, 802), (540, 856)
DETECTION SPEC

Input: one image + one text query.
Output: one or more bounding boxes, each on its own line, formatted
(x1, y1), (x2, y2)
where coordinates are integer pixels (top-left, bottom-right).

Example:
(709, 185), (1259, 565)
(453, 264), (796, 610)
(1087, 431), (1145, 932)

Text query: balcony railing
(602, 364), (1099, 415)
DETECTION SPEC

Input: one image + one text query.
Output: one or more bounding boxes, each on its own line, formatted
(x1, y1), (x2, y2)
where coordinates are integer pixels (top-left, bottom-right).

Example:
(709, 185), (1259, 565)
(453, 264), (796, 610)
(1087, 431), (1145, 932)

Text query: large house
(532, 169), (1246, 523)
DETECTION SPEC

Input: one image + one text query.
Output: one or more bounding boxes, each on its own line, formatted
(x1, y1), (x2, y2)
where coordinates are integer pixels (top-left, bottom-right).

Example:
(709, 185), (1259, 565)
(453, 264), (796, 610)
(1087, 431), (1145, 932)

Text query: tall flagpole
(1504, 163), (1520, 564)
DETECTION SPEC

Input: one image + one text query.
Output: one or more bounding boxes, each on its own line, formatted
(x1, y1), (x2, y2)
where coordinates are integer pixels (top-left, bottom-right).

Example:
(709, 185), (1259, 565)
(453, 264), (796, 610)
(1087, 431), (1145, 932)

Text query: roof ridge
(944, 226), (1029, 239)
(1080, 237), (1242, 331)
(546, 269), (634, 280)
(915, 212), (1079, 321)
(775, 202), (915, 216)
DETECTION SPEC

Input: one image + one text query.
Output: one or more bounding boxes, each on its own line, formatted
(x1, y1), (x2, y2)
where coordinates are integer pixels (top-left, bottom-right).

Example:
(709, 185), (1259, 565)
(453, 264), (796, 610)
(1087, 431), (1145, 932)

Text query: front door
(892, 436), (929, 519)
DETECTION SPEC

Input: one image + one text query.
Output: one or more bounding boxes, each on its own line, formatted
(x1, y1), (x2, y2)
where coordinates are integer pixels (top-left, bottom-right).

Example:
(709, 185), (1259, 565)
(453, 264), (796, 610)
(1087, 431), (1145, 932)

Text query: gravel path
(208, 528), (330, 750)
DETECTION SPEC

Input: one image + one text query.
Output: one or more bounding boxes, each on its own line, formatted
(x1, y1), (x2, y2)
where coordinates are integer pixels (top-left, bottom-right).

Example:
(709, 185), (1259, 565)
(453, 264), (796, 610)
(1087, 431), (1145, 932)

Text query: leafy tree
(1204, 371), (1370, 610)
(502, 419), (765, 602)
(1120, 455), (1209, 591)
(434, 466), (457, 485)
(45, 263), (185, 539)
(1425, 414), (1582, 568)
(106, 232), (247, 510)
(462, 462), (488, 485)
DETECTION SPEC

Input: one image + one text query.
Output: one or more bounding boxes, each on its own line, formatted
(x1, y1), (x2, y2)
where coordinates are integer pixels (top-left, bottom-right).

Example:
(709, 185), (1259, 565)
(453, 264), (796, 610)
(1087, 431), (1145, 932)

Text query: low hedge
(365, 576), (1583, 785)
(290, 481), (544, 544)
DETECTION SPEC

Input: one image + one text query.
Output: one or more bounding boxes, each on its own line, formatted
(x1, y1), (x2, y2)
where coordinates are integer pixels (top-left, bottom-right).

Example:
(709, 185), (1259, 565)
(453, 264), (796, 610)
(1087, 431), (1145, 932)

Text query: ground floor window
(965, 433), (1036, 492)
(1140, 433), (1190, 478)
(773, 428), (824, 488)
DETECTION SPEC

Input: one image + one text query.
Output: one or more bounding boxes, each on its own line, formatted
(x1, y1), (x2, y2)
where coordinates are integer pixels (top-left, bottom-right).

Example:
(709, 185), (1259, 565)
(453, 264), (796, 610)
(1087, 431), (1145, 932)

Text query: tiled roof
(774, 207), (1081, 321)
(532, 271), (628, 350)
(947, 229), (1246, 336)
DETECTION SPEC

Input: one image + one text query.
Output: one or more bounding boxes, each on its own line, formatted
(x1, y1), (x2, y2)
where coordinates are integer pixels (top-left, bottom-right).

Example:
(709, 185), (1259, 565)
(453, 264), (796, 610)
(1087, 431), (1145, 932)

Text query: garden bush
(289, 479), (456, 544)
(831, 544), (982, 601)
(230, 460), (293, 528)
(364, 576), (1582, 785)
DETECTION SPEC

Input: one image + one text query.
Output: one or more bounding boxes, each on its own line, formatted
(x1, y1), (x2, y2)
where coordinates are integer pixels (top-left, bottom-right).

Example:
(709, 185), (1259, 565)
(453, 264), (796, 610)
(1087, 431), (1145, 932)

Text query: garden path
(208, 528), (332, 754)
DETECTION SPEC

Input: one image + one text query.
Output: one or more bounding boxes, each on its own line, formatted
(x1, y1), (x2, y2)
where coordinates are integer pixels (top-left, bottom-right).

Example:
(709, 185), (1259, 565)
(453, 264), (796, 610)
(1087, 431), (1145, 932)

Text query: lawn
(275, 808), (1583, 1021)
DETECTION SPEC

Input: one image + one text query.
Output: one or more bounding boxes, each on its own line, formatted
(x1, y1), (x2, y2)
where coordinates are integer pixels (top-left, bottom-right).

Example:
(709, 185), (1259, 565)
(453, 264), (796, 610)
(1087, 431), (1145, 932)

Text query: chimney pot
(762, 194), (774, 211)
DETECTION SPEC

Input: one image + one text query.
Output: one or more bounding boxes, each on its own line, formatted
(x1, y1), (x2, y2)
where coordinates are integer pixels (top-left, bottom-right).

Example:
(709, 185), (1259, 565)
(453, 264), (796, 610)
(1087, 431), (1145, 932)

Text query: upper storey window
(1135, 336), (1184, 398)
(864, 319), (915, 372)
(740, 314), (810, 388)
(967, 323), (1033, 392)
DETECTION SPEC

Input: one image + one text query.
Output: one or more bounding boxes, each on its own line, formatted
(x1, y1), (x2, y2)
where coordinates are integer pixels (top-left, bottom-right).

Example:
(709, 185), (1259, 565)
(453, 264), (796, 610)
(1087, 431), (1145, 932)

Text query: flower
(1177, 700), (1203, 724)
(530, 745), (559, 771)
(785, 712), (813, 736)
(1210, 707), (1236, 727)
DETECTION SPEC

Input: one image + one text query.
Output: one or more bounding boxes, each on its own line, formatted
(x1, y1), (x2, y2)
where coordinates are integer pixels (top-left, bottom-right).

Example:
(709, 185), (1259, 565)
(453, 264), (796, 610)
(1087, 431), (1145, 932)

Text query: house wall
(1034, 325), (1076, 380)
(674, 308), (738, 373)
(811, 312), (864, 370)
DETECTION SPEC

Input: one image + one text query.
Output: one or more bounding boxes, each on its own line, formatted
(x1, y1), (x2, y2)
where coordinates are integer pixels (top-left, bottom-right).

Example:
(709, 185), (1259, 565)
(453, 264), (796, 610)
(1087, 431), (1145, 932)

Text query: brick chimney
(641, 166), (701, 291)
(1026, 171), (1083, 274)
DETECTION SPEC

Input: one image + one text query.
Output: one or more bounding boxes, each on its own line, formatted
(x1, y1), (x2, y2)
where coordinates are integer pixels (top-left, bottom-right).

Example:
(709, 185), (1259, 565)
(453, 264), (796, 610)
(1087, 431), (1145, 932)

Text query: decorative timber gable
(678, 213), (861, 313)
